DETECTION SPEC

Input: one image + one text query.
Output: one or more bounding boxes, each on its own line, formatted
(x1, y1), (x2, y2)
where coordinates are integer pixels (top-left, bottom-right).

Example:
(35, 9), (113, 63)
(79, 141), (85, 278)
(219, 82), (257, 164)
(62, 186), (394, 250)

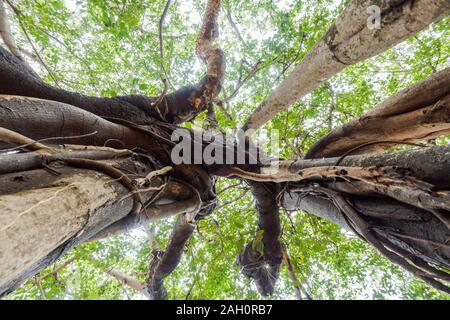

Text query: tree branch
(306, 67), (450, 158)
(237, 182), (282, 296)
(0, 0), (227, 125)
(242, 0), (450, 132)
(281, 244), (311, 300)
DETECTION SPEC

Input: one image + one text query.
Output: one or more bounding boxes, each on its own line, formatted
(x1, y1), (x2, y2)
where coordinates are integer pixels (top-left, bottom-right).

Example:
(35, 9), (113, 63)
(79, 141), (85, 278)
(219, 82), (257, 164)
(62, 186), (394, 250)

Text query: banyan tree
(0, 0), (449, 299)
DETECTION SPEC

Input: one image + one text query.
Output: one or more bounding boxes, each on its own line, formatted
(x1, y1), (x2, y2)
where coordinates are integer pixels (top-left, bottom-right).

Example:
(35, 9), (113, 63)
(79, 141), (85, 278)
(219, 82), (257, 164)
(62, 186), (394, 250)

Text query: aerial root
(0, 126), (50, 151)
(146, 213), (197, 300)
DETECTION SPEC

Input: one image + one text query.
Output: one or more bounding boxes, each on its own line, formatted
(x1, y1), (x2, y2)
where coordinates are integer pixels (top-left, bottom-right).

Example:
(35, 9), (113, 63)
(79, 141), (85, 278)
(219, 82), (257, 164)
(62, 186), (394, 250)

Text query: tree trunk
(0, 0), (449, 299)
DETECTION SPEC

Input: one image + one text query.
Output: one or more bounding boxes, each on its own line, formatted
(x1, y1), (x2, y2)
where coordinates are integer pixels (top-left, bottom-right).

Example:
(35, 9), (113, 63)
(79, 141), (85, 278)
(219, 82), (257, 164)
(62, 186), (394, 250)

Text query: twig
(32, 274), (47, 300)
(41, 257), (76, 280)
(157, 0), (176, 97)
(225, 60), (262, 103)
(5, 0), (61, 88)
(184, 278), (196, 300)
(226, 8), (246, 47)
(217, 181), (243, 195)
(214, 187), (249, 211)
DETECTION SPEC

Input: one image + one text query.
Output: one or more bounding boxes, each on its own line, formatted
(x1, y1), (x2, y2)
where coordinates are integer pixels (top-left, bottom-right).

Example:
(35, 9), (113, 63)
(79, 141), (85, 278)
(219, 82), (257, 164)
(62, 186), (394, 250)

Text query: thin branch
(32, 274), (47, 300)
(224, 60), (262, 103)
(90, 256), (149, 298)
(214, 187), (249, 211)
(41, 257), (76, 280)
(106, 267), (148, 298)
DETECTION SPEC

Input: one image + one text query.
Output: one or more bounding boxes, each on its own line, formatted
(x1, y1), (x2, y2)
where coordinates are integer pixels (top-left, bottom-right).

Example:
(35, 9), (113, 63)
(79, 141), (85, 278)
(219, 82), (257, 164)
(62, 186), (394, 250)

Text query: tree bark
(1, 0), (449, 299)
(243, 0), (450, 131)
(0, 167), (134, 296)
(0, 144), (200, 296)
(306, 67), (450, 158)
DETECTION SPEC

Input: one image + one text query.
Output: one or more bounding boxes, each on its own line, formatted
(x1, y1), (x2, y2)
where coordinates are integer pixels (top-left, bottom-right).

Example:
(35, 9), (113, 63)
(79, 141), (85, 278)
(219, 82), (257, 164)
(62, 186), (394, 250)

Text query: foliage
(3, 0), (450, 300)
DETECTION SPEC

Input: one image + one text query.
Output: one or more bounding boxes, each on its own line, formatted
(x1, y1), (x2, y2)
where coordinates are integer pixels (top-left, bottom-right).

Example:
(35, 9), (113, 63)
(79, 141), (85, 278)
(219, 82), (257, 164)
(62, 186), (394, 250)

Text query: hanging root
(281, 244), (312, 300)
(146, 213), (196, 300)
(237, 182), (282, 296)
(293, 185), (450, 294)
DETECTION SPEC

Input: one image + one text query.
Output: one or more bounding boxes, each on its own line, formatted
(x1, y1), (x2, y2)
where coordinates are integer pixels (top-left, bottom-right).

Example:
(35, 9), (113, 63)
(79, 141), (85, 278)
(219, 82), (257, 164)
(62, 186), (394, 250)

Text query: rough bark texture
(195, 0), (226, 106)
(306, 67), (450, 158)
(0, 0), (21, 59)
(0, 134), (206, 295)
(243, 0), (450, 131)
(0, 95), (173, 164)
(282, 146), (450, 292)
(290, 144), (450, 187)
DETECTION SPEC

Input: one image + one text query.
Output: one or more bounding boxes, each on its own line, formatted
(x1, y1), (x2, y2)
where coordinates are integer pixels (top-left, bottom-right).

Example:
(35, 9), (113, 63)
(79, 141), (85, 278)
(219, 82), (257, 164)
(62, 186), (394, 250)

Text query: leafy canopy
(5, 0), (450, 300)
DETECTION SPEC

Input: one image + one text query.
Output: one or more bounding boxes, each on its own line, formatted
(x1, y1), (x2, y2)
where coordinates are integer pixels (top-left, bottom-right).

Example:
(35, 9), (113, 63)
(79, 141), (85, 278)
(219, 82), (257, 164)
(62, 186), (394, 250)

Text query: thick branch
(242, 0), (450, 131)
(195, 0), (226, 107)
(306, 68), (450, 158)
(0, 95), (173, 164)
(0, 166), (135, 296)
(237, 182), (282, 296)
(0, 0), (226, 125)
